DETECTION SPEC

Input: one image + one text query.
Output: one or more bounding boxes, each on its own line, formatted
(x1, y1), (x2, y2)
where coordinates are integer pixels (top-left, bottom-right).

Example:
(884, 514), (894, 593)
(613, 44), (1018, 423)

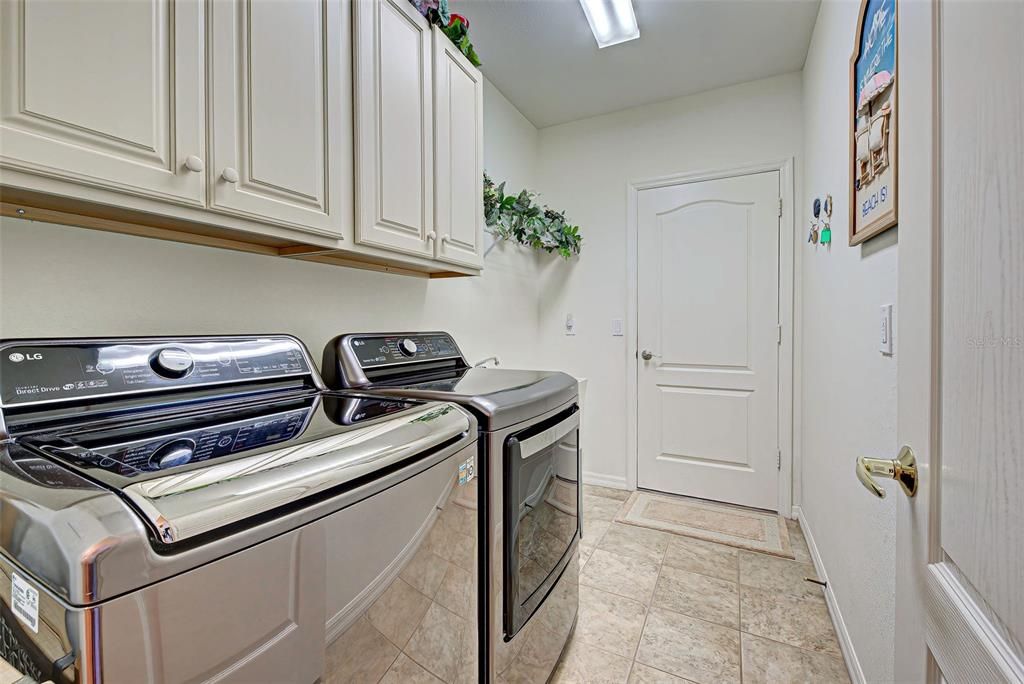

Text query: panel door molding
(208, 0), (348, 238)
(433, 26), (483, 269)
(353, 0), (434, 258)
(0, 0), (205, 205)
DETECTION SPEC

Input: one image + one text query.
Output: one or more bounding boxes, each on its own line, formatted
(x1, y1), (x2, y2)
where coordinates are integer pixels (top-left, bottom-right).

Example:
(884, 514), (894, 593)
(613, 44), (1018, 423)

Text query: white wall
(798, 1), (898, 681)
(534, 72), (803, 488)
(0, 79), (542, 371)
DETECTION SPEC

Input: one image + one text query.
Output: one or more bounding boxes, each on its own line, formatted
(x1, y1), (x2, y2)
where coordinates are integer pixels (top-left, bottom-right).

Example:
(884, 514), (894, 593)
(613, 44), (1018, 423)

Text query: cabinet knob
(221, 167), (240, 183)
(184, 155), (204, 173)
(427, 231), (437, 241)
(441, 235), (451, 244)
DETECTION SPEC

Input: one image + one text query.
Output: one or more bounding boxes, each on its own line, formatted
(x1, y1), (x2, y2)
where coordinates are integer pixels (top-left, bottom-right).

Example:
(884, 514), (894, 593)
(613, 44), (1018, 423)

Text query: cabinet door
(432, 27), (484, 269)
(353, 0), (434, 258)
(0, 0), (204, 205)
(209, 0), (349, 238)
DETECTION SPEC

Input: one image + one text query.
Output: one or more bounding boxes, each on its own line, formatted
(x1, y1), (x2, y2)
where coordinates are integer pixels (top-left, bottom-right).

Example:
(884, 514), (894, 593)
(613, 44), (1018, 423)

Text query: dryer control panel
(349, 333), (462, 368)
(324, 332), (469, 389)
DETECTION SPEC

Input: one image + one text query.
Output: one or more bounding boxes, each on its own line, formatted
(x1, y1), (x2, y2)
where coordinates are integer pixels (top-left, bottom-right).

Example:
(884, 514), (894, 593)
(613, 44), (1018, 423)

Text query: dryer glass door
(503, 405), (580, 638)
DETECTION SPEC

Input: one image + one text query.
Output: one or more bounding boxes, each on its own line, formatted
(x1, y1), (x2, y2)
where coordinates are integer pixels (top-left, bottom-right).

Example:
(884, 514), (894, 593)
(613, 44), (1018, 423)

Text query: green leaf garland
(483, 172), (582, 259)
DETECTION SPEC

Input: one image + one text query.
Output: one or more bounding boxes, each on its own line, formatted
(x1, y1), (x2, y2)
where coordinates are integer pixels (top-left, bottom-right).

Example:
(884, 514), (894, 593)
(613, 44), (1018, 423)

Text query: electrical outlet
(565, 313), (576, 336)
(880, 304), (893, 355)
(611, 318), (624, 336)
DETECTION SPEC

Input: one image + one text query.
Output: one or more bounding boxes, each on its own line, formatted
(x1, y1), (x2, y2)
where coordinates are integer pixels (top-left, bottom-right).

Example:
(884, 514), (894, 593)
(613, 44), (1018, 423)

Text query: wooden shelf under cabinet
(0, 187), (474, 279)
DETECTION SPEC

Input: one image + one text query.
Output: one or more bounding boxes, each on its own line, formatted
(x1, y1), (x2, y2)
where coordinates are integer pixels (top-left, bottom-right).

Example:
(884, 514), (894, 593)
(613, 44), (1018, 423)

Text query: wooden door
(208, 0), (348, 238)
(636, 172), (781, 510)
(895, 1), (1024, 681)
(353, 0), (435, 258)
(0, 0), (204, 205)
(433, 26), (484, 269)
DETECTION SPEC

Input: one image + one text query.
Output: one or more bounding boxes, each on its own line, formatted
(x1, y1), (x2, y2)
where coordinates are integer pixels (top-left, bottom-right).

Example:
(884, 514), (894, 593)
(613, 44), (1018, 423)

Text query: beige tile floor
(552, 485), (851, 684)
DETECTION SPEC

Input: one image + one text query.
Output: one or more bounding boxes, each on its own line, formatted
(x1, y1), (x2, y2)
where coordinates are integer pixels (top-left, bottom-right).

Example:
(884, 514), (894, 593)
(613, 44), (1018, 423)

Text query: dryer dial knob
(152, 347), (194, 378)
(398, 338), (418, 357)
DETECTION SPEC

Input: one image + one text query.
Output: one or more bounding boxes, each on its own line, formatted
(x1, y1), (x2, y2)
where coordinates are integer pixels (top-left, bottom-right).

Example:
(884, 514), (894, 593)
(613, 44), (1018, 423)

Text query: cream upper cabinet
(353, 0), (435, 258)
(0, 0), (481, 275)
(0, 0), (205, 205)
(432, 26), (484, 269)
(208, 0), (349, 238)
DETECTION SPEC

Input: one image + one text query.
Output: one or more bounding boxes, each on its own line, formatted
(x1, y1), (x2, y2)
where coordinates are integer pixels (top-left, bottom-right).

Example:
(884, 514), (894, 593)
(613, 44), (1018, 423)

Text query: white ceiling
(457, 0), (820, 128)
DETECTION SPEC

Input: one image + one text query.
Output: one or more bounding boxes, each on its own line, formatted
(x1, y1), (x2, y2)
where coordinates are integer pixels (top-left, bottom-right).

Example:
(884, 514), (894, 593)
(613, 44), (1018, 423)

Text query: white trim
(324, 478), (454, 644)
(794, 505), (866, 684)
(582, 470), (630, 491)
(926, 563), (1024, 682)
(625, 158), (797, 513)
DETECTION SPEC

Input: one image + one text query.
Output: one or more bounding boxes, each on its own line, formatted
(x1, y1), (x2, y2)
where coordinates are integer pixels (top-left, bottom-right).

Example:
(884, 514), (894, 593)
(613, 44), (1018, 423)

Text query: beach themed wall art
(849, 0), (897, 245)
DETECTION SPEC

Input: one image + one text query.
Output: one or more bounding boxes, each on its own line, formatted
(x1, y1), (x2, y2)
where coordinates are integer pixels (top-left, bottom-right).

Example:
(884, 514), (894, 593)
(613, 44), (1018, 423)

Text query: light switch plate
(611, 318), (624, 336)
(880, 304), (893, 355)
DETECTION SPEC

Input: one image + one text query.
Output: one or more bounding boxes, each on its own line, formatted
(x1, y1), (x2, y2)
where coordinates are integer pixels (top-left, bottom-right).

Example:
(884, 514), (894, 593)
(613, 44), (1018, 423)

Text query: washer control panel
(0, 336), (314, 408)
(48, 406), (313, 477)
(350, 333), (462, 368)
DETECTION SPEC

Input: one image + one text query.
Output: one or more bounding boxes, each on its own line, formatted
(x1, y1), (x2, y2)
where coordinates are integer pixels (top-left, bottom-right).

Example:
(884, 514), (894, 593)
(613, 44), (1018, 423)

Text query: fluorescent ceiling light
(579, 0), (640, 49)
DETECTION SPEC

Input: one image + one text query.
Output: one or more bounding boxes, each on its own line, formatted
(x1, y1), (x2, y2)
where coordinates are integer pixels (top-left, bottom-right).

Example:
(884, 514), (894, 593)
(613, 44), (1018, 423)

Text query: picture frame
(849, 0), (898, 245)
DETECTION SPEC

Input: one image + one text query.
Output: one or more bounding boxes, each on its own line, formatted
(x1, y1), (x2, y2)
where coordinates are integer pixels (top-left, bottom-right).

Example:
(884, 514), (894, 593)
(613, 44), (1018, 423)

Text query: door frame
(624, 158), (796, 514)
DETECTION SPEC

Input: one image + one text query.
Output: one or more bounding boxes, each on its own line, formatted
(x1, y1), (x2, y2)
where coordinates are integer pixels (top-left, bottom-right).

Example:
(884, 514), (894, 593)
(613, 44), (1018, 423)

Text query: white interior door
(636, 172), (780, 510)
(895, 2), (1024, 681)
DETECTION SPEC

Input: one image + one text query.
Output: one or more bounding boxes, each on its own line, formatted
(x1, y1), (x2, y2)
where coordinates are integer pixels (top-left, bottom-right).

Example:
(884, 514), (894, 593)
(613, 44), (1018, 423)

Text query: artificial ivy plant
(483, 172), (583, 259)
(410, 0), (481, 66)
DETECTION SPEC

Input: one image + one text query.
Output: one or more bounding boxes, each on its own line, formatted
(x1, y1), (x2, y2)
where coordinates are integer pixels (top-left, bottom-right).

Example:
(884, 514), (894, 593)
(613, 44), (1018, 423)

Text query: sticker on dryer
(11, 573), (39, 633)
(458, 457), (475, 485)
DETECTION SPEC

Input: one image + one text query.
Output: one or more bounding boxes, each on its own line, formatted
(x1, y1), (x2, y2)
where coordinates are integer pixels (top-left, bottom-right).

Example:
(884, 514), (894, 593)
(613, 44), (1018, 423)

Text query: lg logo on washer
(8, 352), (42, 363)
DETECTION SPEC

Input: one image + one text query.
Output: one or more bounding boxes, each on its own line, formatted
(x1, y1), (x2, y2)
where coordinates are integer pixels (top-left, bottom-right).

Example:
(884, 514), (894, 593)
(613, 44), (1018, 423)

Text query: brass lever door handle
(856, 446), (918, 498)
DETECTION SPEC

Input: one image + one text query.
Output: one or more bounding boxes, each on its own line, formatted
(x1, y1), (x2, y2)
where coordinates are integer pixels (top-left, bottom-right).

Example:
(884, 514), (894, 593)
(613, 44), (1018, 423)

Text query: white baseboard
(581, 470), (630, 490)
(792, 506), (866, 684)
(325, 478), (454, 644)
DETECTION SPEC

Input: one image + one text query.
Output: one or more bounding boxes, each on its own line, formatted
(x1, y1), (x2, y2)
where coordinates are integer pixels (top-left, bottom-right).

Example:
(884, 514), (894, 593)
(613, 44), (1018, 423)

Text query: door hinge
(778, 198), (783, 218)
(777, 449), (782, 470)
(777, 324), (782, 345)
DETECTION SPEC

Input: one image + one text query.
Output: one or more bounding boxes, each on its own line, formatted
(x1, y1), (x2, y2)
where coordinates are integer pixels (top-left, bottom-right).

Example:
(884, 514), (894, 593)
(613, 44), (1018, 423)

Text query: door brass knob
(856, 445), (918, 498)
(641, 349), (654, 361)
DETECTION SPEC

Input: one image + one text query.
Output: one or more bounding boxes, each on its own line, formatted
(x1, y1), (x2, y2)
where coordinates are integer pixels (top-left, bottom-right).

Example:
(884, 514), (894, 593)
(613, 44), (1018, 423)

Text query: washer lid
(119, 399), (470, 544)
(2, 396), (474, 604)
(24, 395), (471, 544)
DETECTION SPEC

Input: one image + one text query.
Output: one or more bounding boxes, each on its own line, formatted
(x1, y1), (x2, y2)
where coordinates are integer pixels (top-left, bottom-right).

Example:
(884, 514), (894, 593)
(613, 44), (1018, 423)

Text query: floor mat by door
(614, 491), (794, 559)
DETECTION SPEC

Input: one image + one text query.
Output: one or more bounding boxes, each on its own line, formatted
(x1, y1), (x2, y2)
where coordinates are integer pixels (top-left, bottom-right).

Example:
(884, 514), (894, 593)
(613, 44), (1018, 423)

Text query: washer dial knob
(398, 338), (418, 357)
(152, 347), (194, 378)
(149, 439), (196, 469)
